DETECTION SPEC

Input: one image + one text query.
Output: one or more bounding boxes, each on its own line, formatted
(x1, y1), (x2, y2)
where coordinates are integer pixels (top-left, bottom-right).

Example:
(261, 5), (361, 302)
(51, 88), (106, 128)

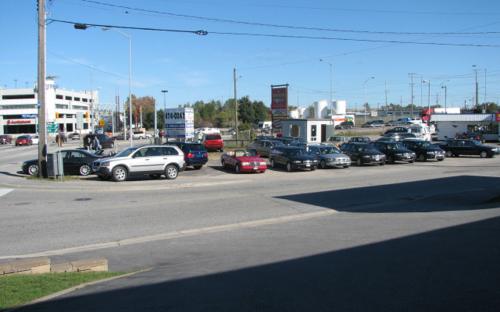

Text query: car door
(129, 147), (155, 173)
(66, 151), (88, 174)
(462, 141), (477, 155)
(161, 146), (181, 169)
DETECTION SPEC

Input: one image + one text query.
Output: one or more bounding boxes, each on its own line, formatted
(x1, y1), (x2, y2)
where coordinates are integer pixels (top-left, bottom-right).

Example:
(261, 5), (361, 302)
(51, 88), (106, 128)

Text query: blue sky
(1, 0), (499, 111)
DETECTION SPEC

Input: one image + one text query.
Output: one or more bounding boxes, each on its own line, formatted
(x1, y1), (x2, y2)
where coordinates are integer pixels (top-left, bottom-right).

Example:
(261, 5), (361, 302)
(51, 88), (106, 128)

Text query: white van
(409, 124), (431, 141)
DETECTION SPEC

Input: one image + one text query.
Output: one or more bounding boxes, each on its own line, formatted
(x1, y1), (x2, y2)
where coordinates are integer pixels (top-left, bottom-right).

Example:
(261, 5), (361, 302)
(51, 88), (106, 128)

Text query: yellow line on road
(0, 210), (338, 260)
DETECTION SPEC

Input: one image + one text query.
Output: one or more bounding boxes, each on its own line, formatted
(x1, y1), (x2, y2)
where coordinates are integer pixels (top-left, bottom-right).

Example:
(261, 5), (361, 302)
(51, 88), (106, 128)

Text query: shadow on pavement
(276, 175), (500, 213)
(19, 216), (500, 312)
(0, 171), (26, 178)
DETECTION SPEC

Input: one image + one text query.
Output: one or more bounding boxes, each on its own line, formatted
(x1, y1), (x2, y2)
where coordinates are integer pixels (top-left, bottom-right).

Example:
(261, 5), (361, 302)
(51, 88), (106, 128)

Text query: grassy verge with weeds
(0, 272), (122, 309)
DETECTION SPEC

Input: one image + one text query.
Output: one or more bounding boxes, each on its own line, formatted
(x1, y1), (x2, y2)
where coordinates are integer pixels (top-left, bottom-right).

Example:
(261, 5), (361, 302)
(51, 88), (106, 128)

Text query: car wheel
(79, 164), (92, 176)
(480, 151), (488, 158)
(165, 165), (178, 180)
(445, 151), (453, 157)
(235, 164), (241, 173)
(409, 160), (414, 163)
(27, 164), (39, 176)
(379, 161), (385, 166)
(286, 162), (292, 172)
(320, 160), (327, 169)
(112, 166), (128, 182)
(418, 154), (426, 162)
(193, 165), (202, 170)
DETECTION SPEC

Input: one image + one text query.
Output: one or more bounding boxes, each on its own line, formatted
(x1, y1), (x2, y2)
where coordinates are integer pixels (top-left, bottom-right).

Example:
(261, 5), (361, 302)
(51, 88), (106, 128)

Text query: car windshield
(286, 149), (308, 157)
(234, 150), (258, 157)
(206, 134), (221, 140)
(319, 147), (340, 155)
(115, 147), (137, 157)
(185, 144), (205, 151)
(415, 141), (432, 148)
(386, 143), (405, 150)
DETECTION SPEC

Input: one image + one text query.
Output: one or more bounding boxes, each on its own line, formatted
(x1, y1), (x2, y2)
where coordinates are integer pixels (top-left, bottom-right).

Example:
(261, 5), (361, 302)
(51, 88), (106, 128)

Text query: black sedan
(402, 139), (445, 161)
(340, 142), (386, 166)
(269, 147), (318, 171)
(438, 139), (496, 158)
(372, 141), (416, 164)
(22, 149), (103, 176)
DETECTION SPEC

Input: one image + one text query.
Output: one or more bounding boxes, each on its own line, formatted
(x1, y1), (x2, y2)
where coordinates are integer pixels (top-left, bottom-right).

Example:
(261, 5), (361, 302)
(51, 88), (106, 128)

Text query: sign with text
(165, 108), (194, 139)
(271, 84), (289, 131)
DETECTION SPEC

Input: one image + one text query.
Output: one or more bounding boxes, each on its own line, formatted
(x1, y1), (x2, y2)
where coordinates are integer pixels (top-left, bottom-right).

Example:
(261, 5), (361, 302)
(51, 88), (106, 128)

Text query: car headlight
(100, 161), (110, 167)
(260, 162), (267, 166)
(241, 162), (250, 166)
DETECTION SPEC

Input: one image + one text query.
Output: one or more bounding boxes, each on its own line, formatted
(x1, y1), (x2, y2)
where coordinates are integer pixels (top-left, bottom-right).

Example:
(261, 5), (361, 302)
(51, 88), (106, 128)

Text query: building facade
(0, 79), (98, 136)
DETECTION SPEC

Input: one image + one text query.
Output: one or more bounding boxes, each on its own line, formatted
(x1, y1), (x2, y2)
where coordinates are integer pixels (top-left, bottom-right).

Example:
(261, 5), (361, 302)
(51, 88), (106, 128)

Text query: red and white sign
(271, 85), (288, 131)
(6, 119), (33, 125)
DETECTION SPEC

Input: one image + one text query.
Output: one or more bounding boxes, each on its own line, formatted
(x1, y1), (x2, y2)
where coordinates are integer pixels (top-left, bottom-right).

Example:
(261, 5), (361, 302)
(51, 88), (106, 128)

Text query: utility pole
(409, 73), (416, 118)
(37, 0), (48, 178)
(233, 68), (238, 142)
(484, 68), (487, 112)
(161, 90), (167, 143)
(441, 85), (448, 113)
(473, 65), (479, 109)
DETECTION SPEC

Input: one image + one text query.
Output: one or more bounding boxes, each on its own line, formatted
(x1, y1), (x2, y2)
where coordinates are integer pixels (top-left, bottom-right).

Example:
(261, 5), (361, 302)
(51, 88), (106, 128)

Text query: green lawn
(0, 272), (122, 309)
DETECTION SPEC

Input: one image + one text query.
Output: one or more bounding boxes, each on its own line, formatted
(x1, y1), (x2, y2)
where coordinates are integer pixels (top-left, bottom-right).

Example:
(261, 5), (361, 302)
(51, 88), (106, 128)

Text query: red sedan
(15, 135), (33, 146)
(221, 149), (267, 173)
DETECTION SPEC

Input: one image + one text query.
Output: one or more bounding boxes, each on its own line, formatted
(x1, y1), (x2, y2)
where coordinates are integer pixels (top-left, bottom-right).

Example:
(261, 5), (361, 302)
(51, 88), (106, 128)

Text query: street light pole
(363, 77), (375, 123)
(441, 85), (447, 113)
(233, 68), (238, 142)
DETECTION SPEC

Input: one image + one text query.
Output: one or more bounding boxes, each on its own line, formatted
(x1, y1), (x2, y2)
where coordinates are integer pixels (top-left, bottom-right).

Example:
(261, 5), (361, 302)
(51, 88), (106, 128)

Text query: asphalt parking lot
(1, 140), (500, 311)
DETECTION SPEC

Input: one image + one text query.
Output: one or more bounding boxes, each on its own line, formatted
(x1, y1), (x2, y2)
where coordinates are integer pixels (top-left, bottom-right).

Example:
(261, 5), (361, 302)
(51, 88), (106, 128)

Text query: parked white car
(93, 145), (185, 182)
(31, 135), (39, 144)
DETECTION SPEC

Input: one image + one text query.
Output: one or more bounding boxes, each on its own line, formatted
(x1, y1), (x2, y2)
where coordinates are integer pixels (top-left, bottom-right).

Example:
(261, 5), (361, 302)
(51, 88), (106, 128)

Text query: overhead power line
(48, 19), (500, 48)
(78, 0), (500, 36)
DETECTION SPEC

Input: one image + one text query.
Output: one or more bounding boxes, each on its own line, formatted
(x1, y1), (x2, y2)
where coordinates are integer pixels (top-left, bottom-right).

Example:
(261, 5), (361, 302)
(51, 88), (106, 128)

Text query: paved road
(1, 144), (500, 311)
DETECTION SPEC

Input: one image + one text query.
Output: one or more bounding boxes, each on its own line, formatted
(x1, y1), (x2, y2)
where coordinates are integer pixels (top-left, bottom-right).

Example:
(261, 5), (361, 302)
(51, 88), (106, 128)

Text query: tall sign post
(37, 0), (48, 178)
(271, 84), (289, 134)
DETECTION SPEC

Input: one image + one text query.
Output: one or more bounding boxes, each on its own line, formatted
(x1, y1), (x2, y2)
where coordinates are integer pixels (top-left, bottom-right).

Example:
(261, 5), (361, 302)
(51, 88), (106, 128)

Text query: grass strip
(0, 272), (122, 309)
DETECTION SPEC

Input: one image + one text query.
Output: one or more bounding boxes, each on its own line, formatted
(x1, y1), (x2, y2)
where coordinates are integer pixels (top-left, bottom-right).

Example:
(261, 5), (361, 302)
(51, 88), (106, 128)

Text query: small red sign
(496, 112), (500, 122)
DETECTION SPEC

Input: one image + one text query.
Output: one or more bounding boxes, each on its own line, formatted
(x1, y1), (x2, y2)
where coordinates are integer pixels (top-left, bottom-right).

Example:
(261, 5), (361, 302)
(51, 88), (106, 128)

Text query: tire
(418, 154), (426, 162)
(379, 161), (385, 166)
(193, 165), (202, 170)
(112, 166), (128, 182)
(480, 151), (488, 158)
(27, 164), (39, 176)
(79, 164), (91, 176)
(286, 162), (292, 172)
(445, 151), (453, 157)
(409, 160), (414, 163)
(235, 164), (241, 173)
(165, 165), (178, 180)
(320, 160), (327, 169)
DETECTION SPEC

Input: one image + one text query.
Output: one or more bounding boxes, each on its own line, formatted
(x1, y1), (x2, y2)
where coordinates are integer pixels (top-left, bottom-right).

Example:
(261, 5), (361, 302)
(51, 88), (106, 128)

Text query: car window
(71, 151), (86, 158)
(162, 147), (179, 156)
(133, 148), (148, 158)
(116, 147), (136, 157)
(206, 134), (221, 140)
(145, 147), (163, 157)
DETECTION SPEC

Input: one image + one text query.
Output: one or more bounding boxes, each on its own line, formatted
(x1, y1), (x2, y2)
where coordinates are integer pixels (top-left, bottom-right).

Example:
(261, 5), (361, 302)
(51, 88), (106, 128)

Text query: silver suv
(93, 145), (185, 182)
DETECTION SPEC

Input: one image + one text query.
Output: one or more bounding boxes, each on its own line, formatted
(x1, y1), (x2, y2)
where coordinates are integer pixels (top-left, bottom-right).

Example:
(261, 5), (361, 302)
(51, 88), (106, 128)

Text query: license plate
(253, 166), (258, 170)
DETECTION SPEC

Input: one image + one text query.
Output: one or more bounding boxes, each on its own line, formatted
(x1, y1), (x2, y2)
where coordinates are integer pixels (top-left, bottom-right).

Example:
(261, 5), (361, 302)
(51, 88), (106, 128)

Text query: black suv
(402, 139), (445, 161)
(372, 141), (416, 163)
(269, 147), (318, 172)
(83, 133), (115, 149)
(438, 139), (496, 158)
(340, 142), (386, 166)
(169, 142), (208, 169)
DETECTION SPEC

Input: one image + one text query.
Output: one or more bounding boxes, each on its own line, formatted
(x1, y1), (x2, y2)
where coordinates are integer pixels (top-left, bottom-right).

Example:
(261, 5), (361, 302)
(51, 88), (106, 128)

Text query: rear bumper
(185, 158), (208, 166)
(240, 165), (267, 172)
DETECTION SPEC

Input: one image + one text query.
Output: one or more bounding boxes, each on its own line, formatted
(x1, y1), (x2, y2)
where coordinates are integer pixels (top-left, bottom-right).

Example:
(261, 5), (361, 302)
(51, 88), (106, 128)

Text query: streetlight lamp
(161, 89), (168, 143)
(74, 23), (134, 146)
(102, 27), (133, 147)
(363, 77), (375, 123)
(441, 85), (448, 113)
(319, 59), (333, 116)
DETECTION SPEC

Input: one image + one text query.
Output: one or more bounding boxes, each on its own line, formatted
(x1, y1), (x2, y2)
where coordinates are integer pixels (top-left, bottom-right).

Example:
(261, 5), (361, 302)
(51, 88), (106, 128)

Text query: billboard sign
(165, 108), (194, 139)
(271, 84), (289, 131)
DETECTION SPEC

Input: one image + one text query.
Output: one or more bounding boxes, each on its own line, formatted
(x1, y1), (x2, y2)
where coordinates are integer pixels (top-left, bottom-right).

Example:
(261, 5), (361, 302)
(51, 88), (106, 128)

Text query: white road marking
(0, 188), (13, 197)
(0, 210), (338, 260)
